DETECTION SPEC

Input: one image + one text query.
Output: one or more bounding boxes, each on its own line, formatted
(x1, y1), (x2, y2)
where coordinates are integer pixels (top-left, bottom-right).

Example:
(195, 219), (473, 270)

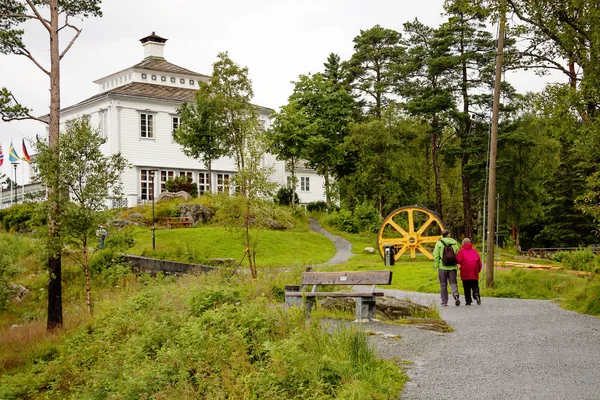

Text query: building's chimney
(139, 32), (168, 59)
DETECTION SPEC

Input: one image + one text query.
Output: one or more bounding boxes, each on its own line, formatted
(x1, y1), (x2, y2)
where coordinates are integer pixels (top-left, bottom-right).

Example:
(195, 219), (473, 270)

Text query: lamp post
(150, 170), (157, 251)
(12, 163), (18, 204)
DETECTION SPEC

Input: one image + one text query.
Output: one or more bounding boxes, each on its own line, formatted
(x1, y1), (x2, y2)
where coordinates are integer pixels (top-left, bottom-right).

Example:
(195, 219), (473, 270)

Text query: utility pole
(486, 0), (506, 288)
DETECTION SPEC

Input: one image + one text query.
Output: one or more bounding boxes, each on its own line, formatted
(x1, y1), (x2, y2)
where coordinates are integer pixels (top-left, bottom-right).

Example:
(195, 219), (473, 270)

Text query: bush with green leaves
(306, 200), (327, 212)
(165, 175), (198, 197)
(0, 233), (37, 311)
(552, 251), (570, 263)
(353, 202), (382, 233)
(274, 186), (299, 206)
(0, 202), (38, 232)
(555, 248), (600, 273)
(0, 252), (16, 311)
(322, 209), (360, 234)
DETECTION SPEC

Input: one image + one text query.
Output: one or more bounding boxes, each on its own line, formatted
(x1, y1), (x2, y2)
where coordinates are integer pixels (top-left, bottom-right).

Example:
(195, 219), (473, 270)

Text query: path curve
(306, 222), (600, 399)
(308, 218), (354, 265)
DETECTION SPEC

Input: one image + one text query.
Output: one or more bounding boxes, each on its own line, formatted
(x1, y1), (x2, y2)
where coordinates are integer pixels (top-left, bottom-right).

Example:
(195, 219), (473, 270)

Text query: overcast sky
(1, 0), (560, 181)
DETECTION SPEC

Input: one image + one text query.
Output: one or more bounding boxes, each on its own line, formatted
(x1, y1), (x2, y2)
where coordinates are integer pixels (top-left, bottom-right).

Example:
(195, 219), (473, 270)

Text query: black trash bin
(383, 245), (395, 266)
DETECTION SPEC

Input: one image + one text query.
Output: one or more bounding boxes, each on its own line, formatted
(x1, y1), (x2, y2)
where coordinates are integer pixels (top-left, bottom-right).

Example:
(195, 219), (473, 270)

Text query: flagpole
(22, 162), (25, 203)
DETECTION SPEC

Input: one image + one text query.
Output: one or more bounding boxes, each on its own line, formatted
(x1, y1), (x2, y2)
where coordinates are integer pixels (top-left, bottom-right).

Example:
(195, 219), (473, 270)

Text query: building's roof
(140, 32), (167, 44)
(60, 82), (273, 114)
(131, 57), (209, 78)
(63, 82), (197, 111)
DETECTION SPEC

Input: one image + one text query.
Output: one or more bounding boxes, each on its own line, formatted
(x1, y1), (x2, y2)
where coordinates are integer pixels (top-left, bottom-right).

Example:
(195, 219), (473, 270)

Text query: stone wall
(125, 254), (215, 274)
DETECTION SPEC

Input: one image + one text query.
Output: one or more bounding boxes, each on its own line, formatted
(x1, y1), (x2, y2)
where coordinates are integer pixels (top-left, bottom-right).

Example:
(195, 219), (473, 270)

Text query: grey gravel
(370, 290), (600, 400)
(311, 219), (600, 399)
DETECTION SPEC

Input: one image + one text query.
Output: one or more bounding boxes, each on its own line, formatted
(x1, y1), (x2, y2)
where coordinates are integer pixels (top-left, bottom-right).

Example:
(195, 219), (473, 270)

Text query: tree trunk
(461, 156), (474, 239)
(459, 28), (474, 239)
(323, 166), (331, 206)
(245, 199), (256, 278)
(83, 237), (92, 315)
(47, 0), (63, 331)
(208, 159), (212, 194)
(290, 157), (297, 208)
(431, 125), (443, 221)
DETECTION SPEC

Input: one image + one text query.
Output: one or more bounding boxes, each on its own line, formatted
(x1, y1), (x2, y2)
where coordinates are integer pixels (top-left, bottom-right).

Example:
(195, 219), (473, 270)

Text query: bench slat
(300, 271), (392, 286)
(285, 292), (384, 297)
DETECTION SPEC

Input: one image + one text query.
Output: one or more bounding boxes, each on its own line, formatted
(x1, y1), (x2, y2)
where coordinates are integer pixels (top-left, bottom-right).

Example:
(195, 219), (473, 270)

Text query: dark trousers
(462, 279), (480, 304)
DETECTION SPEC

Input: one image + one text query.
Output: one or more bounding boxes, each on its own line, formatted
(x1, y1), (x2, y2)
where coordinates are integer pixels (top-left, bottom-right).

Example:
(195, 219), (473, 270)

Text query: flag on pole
(22, 139), (31, 163)
(0, 143), (4, 167)
(8, 141), (20, 163)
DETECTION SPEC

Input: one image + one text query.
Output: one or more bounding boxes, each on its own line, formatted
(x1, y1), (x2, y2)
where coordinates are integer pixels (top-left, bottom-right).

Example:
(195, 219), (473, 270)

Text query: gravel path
(310, 220), (600, 400)
(378, 290), (600, 400)
(308, 218), (354, 265)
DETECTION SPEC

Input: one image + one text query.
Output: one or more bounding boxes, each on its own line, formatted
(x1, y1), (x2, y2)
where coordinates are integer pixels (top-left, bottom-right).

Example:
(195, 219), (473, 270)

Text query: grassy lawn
(316, 225), (591, 301)
(129, 225), (337, 267)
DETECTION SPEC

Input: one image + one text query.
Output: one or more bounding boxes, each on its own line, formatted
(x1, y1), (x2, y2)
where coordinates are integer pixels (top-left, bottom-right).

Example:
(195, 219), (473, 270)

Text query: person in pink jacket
(456, 238), (482, 305)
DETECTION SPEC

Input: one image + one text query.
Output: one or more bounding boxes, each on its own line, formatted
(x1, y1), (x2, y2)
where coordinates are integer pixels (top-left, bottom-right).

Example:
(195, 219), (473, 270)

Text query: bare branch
(1, 91), (49, 124)
(2, 114), (48, 124)
(59, 17), (82, 60)
(15, 47), (51, 76)
(0, 13), (50, 24)
(24, 0), (51, 31)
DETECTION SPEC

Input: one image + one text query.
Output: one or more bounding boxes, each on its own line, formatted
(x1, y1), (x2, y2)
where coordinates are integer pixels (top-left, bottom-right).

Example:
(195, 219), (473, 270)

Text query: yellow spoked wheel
(377, 206), (444, 261)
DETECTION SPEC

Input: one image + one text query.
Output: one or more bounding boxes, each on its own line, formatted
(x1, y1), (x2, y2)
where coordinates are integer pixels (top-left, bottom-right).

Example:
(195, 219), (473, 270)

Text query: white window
(217, 173), (231, 193)
(160, 170), (174, 192)
(300, 177), (310, 192)
(179, 171), (193, 178)
(171, 115), (180, 140)
(140, 113), (154, 138)
(99, 109), (108, 138)
(140, 169), (156, 200)
(198, 172), (211, 195)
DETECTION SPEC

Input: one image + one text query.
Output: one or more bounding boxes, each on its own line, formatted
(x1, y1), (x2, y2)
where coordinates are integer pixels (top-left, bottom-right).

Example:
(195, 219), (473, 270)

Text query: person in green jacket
(433, 229), (461, 306)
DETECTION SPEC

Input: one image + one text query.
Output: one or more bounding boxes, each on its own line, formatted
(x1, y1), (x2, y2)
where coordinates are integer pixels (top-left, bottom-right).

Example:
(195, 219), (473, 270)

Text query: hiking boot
(441, 303), (448, 307)
(476, 294), (481, 305)
(465, 302), (472, 306)
(453, 294), (460, 306)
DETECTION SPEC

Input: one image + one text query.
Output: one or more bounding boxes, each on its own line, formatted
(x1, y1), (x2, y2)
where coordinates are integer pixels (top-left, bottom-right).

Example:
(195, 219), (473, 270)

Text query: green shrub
(0, 252), (16, 311)
(274, 187), (299, 206)
(552, 251), (570, 263)
(165, 175), (198, 197)
(353, 202), (382, 233)
(89, 250), (132, 287)
(104, 227), (135, 250)
(322, 210), (358, 234)
(1, 203), (38, 232)
(559, 248), (600, 273)
(307, 200), (327, 213)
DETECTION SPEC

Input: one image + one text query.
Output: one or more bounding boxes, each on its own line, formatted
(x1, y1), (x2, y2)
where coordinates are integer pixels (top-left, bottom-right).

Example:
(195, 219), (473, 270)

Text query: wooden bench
(285, 270), (393, 321)
(165, 217), (192, 229)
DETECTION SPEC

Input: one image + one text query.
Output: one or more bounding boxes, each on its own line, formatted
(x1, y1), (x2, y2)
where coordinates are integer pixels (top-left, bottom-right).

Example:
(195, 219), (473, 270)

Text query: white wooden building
(54, 32), (325, 207)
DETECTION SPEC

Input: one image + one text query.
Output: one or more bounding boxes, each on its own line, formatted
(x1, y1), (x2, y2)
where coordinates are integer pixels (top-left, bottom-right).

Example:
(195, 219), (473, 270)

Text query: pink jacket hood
(456, 244), (482, 280)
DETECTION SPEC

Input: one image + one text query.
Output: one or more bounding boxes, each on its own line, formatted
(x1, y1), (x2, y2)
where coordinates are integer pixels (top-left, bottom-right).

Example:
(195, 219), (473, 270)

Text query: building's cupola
(140, 32), (168, 59)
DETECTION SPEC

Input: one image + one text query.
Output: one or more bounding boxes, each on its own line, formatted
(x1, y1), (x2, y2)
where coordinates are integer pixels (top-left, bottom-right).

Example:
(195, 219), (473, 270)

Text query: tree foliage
(34, 116), (128, 314)
(345, 25), (404, 119)
(174, 84), (228, 192)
